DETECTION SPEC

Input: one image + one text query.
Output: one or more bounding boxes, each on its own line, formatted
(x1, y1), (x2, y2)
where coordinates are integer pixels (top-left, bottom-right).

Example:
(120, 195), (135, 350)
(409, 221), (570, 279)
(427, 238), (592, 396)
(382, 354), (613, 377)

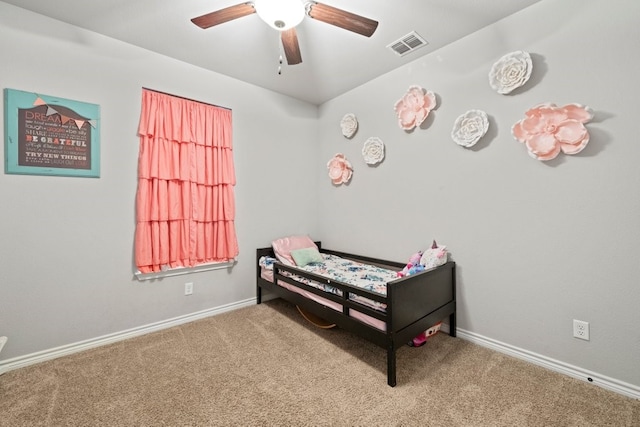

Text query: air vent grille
(387, 31), (428, 57)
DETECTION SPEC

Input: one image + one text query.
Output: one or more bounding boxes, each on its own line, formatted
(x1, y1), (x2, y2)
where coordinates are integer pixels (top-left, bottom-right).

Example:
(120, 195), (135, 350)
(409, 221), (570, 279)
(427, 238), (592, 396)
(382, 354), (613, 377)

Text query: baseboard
(0, 298), (256, 375)
(456, 328), (640, 400)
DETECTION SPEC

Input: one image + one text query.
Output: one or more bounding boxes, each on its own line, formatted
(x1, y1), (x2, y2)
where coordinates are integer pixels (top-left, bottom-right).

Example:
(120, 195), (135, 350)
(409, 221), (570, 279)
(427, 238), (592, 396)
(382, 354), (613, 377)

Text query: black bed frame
(256, 242), (456, 387)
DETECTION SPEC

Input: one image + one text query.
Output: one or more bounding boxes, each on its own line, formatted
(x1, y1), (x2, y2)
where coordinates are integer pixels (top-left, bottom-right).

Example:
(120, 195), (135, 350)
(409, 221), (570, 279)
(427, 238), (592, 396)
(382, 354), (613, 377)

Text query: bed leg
(256, 285), (262, 304)
(449, 311), (456, 337)
(387, 345), (397, 387)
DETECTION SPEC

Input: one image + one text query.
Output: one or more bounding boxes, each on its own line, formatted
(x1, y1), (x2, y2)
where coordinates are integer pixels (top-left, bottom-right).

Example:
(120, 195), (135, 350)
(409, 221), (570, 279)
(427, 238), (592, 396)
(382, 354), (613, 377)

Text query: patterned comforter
(259, 253), (399, 312)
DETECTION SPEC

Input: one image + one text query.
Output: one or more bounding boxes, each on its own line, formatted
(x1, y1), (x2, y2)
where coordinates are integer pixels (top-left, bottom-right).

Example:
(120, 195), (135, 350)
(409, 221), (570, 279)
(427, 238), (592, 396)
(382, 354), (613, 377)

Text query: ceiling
(2, 0), (542, 105)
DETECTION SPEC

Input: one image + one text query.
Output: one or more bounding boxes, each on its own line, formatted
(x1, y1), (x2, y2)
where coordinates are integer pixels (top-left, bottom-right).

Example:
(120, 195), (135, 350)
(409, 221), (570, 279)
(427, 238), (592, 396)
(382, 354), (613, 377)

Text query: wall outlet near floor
(573, 319), (589, 341)
(0, 336), (7, 353)
(184, 282), (193, 296)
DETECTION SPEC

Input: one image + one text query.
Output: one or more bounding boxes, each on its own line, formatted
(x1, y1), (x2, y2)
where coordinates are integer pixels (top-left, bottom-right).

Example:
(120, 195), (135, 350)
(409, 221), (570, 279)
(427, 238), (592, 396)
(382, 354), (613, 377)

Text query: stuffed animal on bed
(420, 240), (448, 269)
(398, 241), (448, 278)
(397, 251), (424, 277)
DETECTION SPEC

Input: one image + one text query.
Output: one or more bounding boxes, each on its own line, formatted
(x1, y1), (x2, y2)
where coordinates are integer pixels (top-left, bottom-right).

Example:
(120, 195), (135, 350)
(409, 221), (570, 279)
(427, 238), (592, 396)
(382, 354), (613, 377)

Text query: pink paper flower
(512, 103), (593, 161)
(394, 85), (437, 130)
(327, 153), (353, 185)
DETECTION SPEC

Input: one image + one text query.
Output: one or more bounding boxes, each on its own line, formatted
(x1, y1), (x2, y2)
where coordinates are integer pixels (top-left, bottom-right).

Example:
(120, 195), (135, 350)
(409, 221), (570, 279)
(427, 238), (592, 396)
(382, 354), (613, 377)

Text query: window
(134, 89), (238, 275)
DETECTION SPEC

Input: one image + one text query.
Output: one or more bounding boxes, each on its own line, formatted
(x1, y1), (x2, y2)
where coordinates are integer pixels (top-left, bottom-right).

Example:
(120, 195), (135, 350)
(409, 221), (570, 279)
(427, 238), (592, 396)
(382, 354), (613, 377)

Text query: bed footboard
(388, 262), (456, 341)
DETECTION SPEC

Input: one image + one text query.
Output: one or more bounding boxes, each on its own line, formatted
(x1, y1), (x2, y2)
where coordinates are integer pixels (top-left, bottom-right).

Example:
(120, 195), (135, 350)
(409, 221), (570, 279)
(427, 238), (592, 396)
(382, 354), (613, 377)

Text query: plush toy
(408, 264), (425, 275)
(399, 241), (448, 278)
(408, 251), (422, 265)
(420, 240), (448, 269)
(397, 251), (423, 277)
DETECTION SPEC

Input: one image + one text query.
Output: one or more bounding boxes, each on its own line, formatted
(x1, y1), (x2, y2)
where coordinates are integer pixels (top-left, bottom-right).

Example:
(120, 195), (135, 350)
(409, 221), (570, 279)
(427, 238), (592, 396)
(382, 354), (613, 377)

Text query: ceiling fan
(191, 0), (378, 66)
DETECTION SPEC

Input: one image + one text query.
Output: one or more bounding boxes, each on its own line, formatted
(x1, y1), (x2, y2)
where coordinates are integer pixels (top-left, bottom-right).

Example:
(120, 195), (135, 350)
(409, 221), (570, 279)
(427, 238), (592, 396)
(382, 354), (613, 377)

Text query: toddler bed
(256, 237), (456, 387)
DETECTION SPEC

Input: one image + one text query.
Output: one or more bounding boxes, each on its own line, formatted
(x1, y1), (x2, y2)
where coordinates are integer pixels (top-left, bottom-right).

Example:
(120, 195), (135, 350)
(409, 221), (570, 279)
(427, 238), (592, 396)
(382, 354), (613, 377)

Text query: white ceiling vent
(387, 31), (428, 57)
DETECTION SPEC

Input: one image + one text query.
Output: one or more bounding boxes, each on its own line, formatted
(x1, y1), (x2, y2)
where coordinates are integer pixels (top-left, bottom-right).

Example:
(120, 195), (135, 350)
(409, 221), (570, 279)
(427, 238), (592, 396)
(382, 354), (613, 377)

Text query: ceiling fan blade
(281, 28), (302, 65)
(307, 2), (378, 37)
(191, 3), (255, 29)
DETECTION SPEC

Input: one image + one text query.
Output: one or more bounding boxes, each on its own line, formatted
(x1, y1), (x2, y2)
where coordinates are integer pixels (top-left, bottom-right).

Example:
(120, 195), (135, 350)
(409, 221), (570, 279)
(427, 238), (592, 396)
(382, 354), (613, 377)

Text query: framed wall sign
(4, 88), (100, 177)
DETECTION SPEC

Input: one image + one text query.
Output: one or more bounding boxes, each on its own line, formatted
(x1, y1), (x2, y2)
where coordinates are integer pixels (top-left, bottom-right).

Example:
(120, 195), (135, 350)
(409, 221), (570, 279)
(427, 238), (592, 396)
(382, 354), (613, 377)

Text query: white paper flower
(362, 137), (385, 165)
(451, 110), (489, 148)
(488, 51), (532, 94)
(340, 113), (358, 138)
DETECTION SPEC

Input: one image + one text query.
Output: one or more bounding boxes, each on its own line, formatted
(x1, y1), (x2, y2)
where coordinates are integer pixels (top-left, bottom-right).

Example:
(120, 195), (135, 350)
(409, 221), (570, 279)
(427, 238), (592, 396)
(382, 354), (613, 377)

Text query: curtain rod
(142, 87), (231, 111)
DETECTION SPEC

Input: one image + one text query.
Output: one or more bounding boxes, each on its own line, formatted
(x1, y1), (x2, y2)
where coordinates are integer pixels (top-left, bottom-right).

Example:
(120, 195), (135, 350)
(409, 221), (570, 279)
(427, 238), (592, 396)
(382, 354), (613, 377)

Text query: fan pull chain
(278, 55), (283, 75)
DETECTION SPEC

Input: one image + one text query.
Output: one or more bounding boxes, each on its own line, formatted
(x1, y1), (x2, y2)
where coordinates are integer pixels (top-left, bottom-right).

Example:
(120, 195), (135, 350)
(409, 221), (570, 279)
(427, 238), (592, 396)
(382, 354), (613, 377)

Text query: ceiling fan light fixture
(254, 0), (305, 31)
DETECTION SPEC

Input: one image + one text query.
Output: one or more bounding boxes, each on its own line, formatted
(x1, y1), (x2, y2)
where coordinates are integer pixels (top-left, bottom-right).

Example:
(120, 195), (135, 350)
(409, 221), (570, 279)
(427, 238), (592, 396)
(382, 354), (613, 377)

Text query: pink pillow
(272, 235), (318, 266)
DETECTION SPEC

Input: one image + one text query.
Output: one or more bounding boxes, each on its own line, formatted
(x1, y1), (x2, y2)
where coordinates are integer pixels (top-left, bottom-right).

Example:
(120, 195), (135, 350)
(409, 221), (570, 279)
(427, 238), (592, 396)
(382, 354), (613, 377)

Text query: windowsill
(134, 260), (236, 281)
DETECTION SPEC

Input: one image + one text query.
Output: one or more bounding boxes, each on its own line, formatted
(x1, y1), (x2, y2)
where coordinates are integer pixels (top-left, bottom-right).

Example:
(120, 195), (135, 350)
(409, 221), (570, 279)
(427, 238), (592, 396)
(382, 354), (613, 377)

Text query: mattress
(259, 253), (400, 331)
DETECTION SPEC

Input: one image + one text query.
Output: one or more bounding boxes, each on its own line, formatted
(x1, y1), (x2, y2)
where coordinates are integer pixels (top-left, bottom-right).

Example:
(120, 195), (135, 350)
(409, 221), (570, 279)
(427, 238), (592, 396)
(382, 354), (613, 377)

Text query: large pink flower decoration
(394, 85), (437, 130)
(512, 103), (594, 161)
(327, 153), (353, 185)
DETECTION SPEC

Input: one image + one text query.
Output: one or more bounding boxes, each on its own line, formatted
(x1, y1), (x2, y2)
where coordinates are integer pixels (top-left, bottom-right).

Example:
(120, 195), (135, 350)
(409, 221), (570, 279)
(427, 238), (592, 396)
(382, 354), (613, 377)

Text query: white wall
(0, 3), (320, 361)
(317, 0), (640, 389)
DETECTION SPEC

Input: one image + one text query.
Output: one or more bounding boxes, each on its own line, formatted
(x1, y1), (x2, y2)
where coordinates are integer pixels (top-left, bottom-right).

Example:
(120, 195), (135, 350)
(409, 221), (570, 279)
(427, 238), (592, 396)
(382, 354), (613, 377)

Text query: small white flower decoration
(362, 137), (385, 165)
(451, 110), (489, 148)
(488, 51), (533, 94)
(340, 113), (358, 138)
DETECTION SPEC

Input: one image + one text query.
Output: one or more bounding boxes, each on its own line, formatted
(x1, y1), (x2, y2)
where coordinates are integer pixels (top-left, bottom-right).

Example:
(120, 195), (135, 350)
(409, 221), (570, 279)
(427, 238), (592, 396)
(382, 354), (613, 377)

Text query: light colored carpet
(1, 299), (638, 426)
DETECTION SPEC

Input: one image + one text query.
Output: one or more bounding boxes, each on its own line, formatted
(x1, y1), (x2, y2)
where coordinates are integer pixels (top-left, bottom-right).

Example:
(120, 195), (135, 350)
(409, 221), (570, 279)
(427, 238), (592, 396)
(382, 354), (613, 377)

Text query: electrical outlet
(0, 336), (7, 353)
(184, 282), (193, 296)
(573, 319), (589, 341)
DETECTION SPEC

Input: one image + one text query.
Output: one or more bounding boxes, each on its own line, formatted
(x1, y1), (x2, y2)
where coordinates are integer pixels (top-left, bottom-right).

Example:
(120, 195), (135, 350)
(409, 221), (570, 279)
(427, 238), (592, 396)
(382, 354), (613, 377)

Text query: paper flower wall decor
(394, 85), (437, 130)
(362, 137), (385, 165)
(340, 113), (358, 138)
(327, 153), (353, 185)
(488, 51), (533, 94)
(512, 103), (594, 161)
(451, 109), (489, 148)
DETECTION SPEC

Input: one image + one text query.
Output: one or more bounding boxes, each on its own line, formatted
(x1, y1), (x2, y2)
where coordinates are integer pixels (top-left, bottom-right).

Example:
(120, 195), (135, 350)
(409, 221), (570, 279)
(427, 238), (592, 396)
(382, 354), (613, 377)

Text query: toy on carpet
(408, 322), (442, 347)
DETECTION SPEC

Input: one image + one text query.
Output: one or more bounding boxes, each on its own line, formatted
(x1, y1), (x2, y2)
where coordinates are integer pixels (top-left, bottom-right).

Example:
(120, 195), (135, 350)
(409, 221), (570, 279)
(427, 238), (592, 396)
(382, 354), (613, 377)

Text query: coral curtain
(135, 89), (238, 273)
